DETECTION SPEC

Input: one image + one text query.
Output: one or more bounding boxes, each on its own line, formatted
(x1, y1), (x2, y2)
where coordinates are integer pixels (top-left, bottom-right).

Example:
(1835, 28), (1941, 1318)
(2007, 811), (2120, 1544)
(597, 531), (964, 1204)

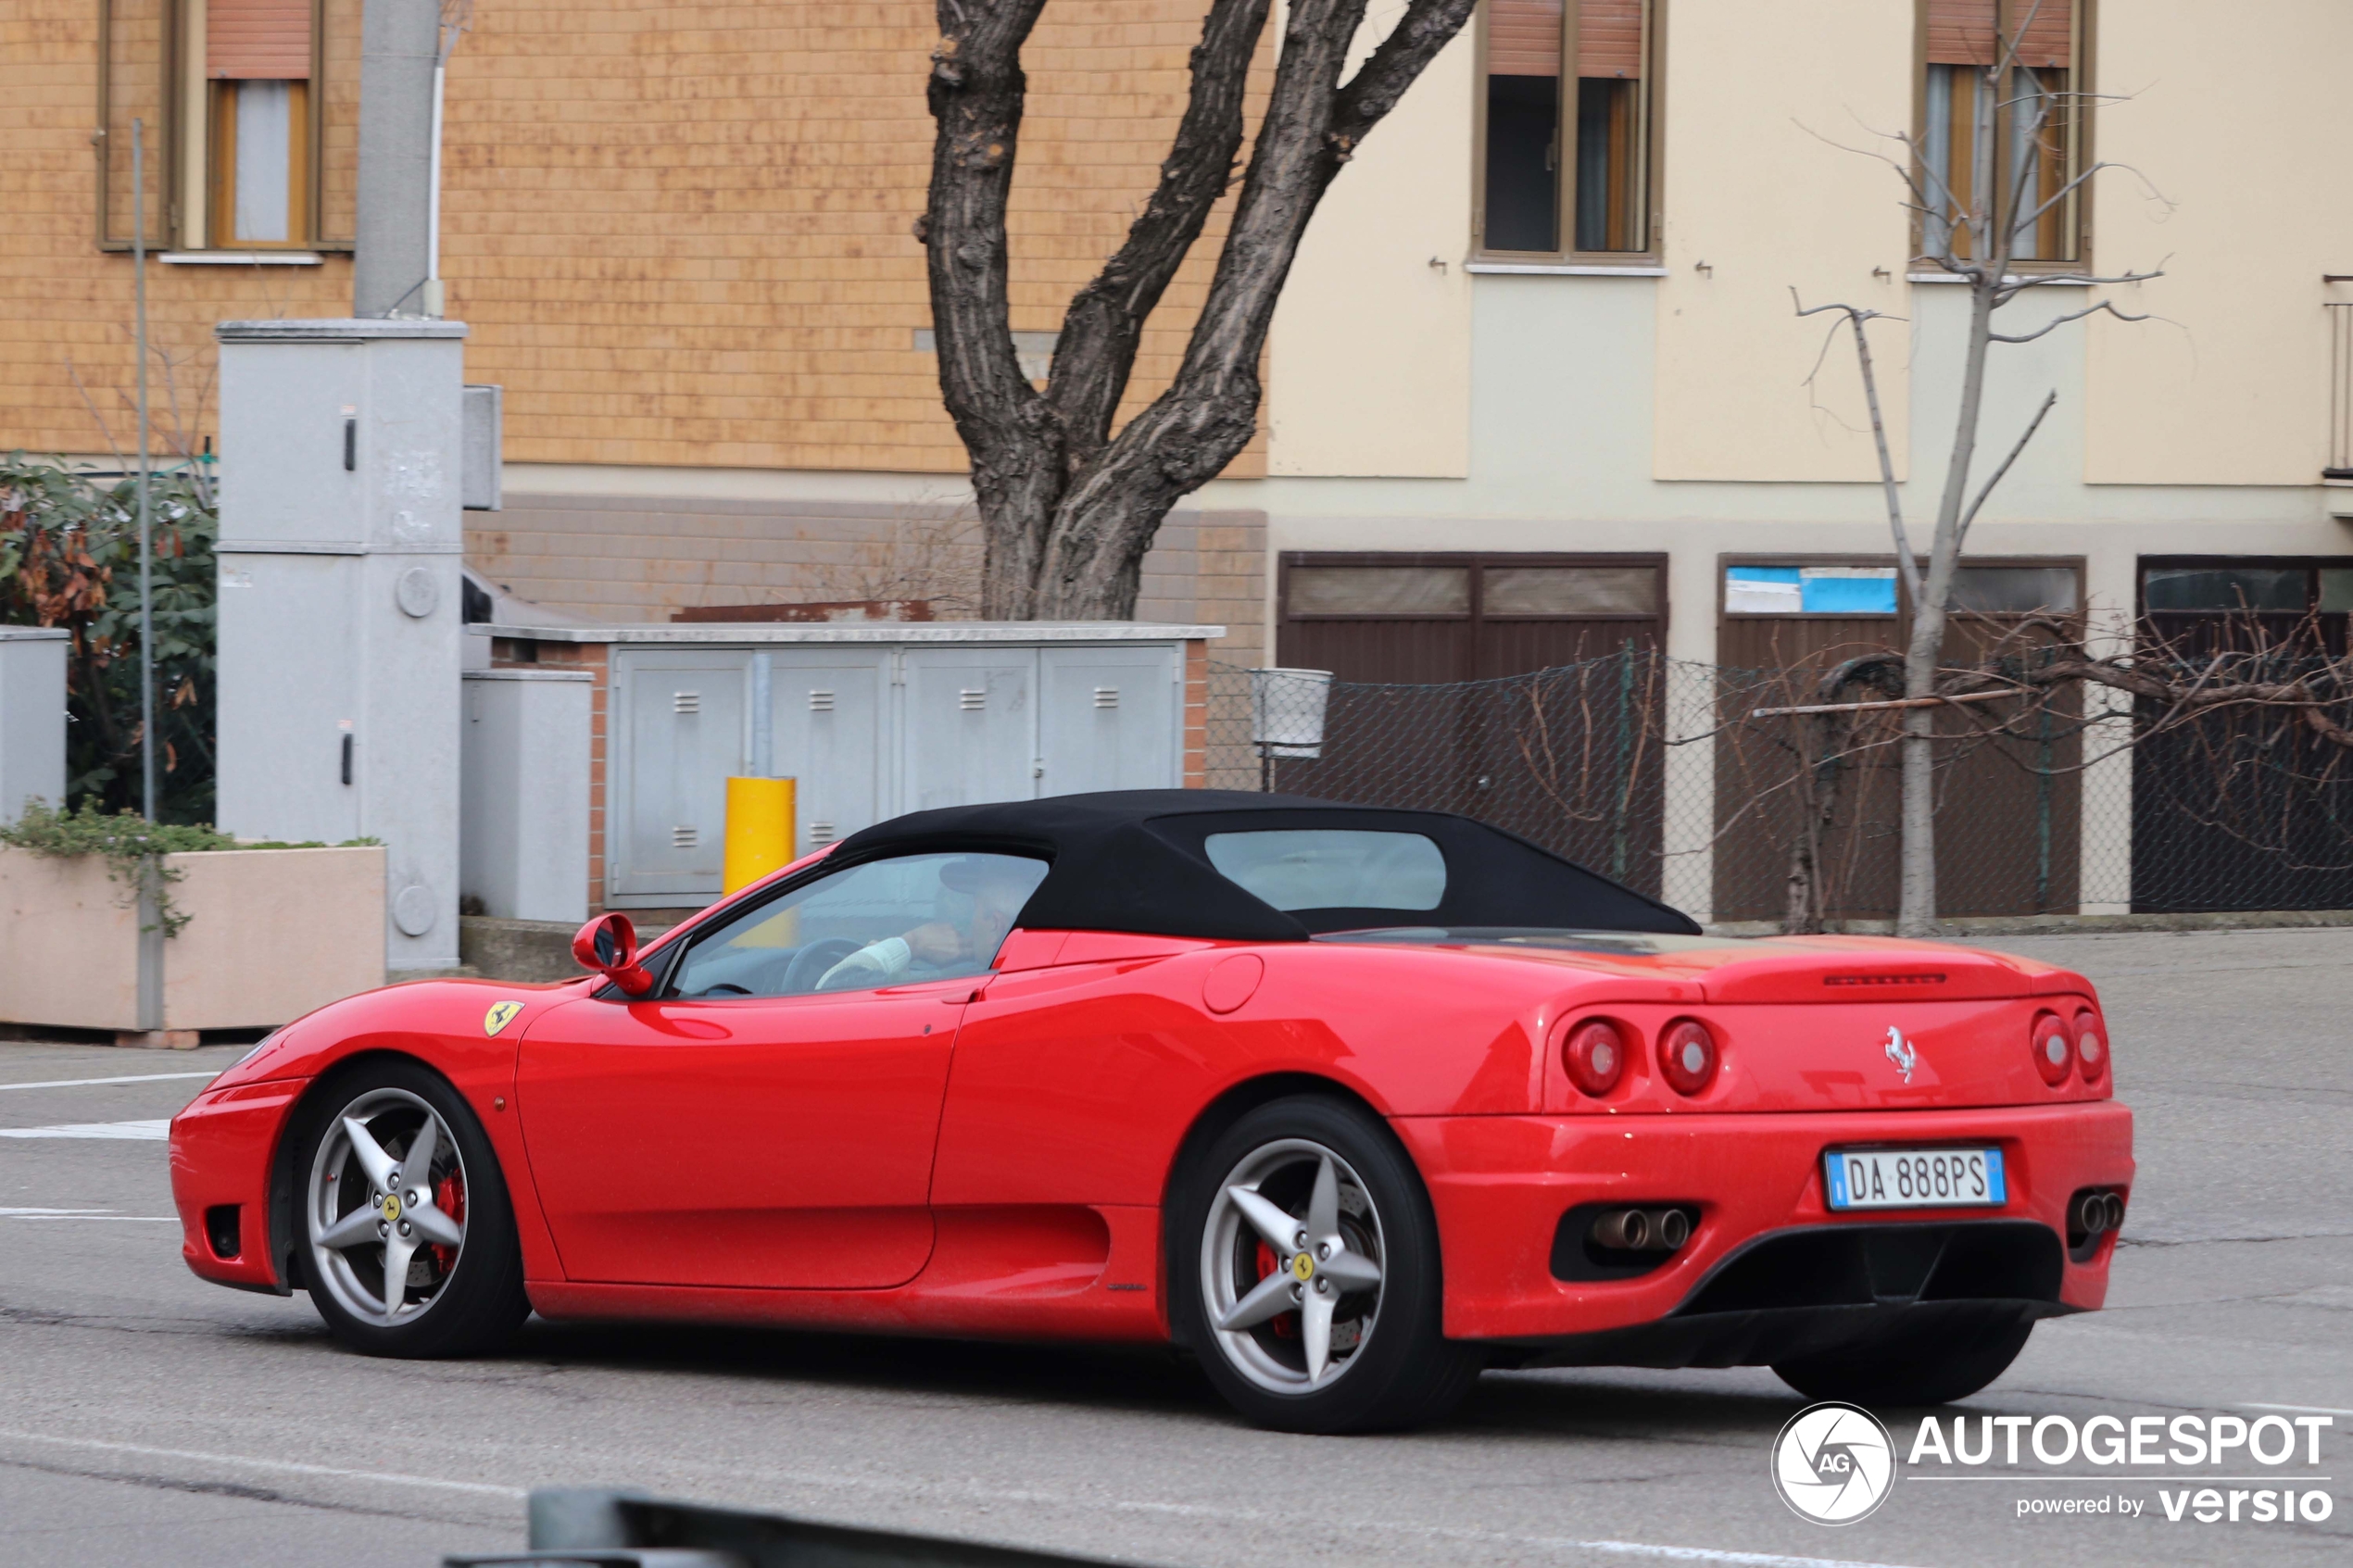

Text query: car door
(514, 850), (1048, 1290)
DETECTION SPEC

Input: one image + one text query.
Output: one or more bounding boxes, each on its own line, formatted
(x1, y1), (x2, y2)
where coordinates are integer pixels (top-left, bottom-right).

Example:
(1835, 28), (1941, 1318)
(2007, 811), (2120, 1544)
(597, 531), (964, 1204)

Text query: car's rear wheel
(1171, 1096), (1482, 1433)
(292, 1060), (529, 1357)
(1772, 1315), (2034, 1406)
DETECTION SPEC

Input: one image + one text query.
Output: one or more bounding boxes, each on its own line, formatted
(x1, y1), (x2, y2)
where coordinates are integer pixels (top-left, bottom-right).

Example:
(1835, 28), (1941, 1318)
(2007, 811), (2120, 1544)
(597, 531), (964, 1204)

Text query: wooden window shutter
(209, 0), (314, 80)
(1925, 0), (1998, 65)
(1927, 0), (2070, 69)
(1488, 0), (1562, 77)
(1576, 0), (1643, 79)
(2010, 0), (2072, 69)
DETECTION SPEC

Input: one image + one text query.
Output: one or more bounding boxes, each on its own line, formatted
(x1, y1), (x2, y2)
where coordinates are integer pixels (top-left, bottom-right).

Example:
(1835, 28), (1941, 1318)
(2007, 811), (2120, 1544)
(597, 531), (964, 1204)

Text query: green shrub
(1, 454), (217, 822)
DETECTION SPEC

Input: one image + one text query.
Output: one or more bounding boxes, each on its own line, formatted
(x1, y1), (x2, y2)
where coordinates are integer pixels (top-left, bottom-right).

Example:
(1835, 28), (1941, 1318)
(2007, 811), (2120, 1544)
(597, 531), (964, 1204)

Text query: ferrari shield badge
(1883, 1025), (1919, 1084)
(484, 1000), (525, 1037)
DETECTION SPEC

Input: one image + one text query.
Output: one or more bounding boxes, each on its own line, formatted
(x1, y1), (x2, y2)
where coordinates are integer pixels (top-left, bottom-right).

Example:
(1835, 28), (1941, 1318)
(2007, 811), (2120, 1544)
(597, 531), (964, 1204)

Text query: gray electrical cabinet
(522, 623), (1211, 908)
(214, 319), (468, 972)
(0, 628), (69, 825)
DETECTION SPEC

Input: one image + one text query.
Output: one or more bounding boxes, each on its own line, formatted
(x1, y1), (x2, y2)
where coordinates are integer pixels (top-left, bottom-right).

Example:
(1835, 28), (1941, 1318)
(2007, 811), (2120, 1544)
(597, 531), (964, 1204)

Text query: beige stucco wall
(0, 845), (384, 1032)
(1265, 26), (1474, 478)
(2083, 2), (2353, 484)
(1651, 0), (1913, 483)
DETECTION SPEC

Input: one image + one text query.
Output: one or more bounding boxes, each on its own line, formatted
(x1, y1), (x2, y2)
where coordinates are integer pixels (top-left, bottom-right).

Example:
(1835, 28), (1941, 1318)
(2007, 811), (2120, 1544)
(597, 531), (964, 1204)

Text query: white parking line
(0, 1209), (179, 1222)
(0, 1425), (1932, 1568)
(0, 1120), (172, 1140)
(0, 1073), (220, 1092)
(2244, 1401), (2353, 1417)
(0, 1427), (526, 1499)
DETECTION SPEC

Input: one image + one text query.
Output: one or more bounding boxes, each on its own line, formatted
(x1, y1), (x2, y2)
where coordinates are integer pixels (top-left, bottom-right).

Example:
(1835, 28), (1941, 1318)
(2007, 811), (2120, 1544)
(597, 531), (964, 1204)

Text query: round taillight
(2073, 1010), (2106, 1082)
(1657, 1019), (1719, 1096)
(2032, 1010), (2074, 1086)
(1563, 1019), (1628, 1098)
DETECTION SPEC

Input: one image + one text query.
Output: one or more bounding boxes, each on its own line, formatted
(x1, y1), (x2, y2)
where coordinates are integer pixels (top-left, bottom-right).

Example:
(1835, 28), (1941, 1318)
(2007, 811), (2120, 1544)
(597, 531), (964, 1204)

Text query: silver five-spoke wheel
(1200, 1137), (1387, 1393)
(306, 1087), (469, 1327)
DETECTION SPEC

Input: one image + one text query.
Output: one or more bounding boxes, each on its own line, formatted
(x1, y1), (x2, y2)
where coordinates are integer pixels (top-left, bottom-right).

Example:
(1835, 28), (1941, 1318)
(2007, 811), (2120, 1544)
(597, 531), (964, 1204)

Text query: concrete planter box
(0, 844), (384, 1033)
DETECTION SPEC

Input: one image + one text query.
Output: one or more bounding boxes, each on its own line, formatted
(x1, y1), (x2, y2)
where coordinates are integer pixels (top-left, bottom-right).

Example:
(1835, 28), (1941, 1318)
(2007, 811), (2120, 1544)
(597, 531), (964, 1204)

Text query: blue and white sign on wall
(1726, 565), (1900, 616)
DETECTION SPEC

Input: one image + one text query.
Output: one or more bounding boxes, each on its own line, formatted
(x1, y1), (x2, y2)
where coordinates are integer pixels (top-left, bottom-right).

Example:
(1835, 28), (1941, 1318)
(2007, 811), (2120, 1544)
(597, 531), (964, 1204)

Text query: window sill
(1906, 271), (2092, 287)
(158, 251), (324, 266)
(1465, 261), (1668, 277)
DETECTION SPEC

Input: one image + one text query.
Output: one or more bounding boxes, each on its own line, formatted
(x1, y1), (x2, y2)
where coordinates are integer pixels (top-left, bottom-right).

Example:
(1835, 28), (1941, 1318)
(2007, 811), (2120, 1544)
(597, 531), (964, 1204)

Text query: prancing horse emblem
(1883, 1026), (1919, 1083)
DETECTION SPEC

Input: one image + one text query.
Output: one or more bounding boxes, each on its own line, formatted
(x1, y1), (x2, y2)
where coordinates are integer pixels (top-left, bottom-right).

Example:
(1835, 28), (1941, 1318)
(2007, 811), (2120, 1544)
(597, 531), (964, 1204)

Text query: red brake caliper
(431, 1170), (466, 1275)
(1253, 1241), (1297, 1339)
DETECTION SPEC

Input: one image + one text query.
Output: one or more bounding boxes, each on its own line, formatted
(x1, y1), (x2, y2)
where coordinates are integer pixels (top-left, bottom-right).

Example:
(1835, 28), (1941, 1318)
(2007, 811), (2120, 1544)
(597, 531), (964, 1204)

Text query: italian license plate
(1824, 1147), (2006, 1210)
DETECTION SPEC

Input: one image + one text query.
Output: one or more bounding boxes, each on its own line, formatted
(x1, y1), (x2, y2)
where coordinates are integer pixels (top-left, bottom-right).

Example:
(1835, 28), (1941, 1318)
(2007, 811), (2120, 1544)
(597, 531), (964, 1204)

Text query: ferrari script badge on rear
(484, 1001), (524, 1037)
(1883, 1026), (1919, 1084)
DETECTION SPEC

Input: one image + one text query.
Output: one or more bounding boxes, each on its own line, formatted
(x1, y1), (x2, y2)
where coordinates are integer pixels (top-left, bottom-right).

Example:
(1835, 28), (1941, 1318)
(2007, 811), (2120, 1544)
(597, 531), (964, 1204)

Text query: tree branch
(1955, 388), (2055, 546)
(920, 0), (1055, 614)
(1986, 297), (2152, 344)
(1793, 290), (1919, 602)
(1044, 0), (1273, 461)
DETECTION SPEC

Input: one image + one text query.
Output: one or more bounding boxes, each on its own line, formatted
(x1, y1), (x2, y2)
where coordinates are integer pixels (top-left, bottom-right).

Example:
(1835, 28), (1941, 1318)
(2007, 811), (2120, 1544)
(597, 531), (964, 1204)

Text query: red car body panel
(171, 923), (2130, 1358)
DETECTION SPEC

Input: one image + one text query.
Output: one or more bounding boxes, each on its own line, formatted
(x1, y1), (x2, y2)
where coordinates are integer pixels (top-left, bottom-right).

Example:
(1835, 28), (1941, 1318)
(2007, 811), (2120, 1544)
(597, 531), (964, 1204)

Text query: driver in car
(817, 857), (1036, 989)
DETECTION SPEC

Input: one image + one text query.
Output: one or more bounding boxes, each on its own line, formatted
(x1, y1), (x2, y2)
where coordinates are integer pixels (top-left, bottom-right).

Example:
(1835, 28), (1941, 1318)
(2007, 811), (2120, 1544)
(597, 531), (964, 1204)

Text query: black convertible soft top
(826, 790), (1699, 941)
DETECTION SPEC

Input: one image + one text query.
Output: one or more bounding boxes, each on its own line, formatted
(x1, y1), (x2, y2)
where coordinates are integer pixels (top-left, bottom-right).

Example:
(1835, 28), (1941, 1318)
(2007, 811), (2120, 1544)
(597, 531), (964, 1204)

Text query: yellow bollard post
(723, 776), (796, 894)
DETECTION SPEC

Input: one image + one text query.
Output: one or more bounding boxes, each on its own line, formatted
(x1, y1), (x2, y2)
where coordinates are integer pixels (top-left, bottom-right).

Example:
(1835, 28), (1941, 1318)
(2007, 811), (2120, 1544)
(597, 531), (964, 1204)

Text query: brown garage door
(1277, 553), (1666, 681)
(1269, 554), (1668, 890)
(1712, 558), (2083, 923)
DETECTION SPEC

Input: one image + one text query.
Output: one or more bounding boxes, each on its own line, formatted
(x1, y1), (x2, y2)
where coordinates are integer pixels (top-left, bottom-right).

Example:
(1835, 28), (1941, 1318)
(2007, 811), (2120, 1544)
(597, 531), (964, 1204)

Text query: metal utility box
(0, 628), (69, 824)
(214, 319), (469, 972)
(459, 669), (591, 922)
(477, 621), (1220, 910)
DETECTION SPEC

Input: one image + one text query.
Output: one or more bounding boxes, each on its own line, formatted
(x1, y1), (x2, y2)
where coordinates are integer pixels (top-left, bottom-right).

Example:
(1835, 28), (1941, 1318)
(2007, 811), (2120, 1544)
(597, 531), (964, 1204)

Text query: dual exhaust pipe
(1590, 1206), (1692, 1253)
(2072, 1188), (2127, 1237)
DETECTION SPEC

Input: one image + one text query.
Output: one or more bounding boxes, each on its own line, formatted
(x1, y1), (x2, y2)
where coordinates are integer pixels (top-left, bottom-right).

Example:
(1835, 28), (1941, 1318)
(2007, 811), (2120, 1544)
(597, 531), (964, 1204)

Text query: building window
(1478, 0), (1655, 257)
(1919, 0), (2083, 264)
(96, 0), (354, 252)
(208, 0), (311, 245)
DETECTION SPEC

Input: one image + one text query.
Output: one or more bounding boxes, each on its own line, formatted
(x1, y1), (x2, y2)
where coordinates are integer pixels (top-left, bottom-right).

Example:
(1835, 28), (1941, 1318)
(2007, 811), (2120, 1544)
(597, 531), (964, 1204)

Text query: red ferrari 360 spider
(170, 791), (2132, 1432)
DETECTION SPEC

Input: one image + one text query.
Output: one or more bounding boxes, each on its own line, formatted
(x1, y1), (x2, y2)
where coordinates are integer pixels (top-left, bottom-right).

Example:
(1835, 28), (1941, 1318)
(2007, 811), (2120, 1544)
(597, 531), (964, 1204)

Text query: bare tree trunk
(921, 0), (1478, 619)
(1897, 274), (1994, 935)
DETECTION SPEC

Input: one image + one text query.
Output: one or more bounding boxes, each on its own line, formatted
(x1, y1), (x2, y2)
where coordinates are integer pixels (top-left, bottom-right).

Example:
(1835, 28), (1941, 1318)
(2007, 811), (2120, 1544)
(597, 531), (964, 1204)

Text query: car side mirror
(573, 912), (654, 997)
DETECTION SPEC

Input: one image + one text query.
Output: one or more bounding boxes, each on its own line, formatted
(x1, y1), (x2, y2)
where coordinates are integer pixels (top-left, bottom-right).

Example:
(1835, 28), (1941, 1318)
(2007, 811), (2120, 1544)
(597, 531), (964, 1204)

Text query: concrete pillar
(0, 628), (69, 824)
(1659, 550), (1719, 924)
(214, 319), (468, 973)
(353, 0), (439, 317)
(2077, 540), (2138, 914)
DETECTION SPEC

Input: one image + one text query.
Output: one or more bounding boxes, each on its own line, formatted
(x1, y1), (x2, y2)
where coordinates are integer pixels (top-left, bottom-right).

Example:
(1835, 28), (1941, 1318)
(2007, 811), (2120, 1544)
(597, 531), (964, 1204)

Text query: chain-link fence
(1206, 651), (2344, 931)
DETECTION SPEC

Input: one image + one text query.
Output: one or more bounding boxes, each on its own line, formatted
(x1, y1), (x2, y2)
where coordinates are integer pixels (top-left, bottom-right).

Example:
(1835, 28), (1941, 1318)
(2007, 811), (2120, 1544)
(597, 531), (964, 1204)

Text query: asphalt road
(2, 926), (2348, 1568)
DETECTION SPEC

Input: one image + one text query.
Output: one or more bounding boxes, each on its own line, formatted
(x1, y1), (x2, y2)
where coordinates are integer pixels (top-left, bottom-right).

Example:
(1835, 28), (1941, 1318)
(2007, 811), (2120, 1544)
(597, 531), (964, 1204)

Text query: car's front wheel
(291, 1060), (530, 1357)
(1773, 1314), (2034, 1406)
(1171, 1096), (1482, 1434)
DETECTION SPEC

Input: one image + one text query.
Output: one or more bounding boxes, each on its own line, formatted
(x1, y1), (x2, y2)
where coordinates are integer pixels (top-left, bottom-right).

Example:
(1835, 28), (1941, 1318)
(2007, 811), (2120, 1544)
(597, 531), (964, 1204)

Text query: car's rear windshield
(1202, 829), (1446, 911)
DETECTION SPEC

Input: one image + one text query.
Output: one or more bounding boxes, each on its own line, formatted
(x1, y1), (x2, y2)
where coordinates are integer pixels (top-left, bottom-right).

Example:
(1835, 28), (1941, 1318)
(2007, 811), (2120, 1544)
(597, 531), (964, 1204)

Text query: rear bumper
(1396, 1101), (2133, 1348)
(169, 1078), (305, 1293)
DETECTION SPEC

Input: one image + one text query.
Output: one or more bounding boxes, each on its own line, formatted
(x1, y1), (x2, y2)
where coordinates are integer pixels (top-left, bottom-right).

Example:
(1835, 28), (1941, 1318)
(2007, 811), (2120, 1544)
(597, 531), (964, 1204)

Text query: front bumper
(1395, 1101), (2133, 1347)
(169, 1078), (306, 1293)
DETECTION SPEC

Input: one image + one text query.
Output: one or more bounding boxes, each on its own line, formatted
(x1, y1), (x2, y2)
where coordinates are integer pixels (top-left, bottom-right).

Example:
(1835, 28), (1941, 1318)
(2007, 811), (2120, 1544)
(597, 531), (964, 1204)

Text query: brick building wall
(5, 0), (1269, 483)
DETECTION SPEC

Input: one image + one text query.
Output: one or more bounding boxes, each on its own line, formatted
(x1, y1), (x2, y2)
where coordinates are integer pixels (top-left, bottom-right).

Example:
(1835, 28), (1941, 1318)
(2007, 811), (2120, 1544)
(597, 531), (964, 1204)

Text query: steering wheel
(780, 937), (863, 995)
(688, 982), (752, 997)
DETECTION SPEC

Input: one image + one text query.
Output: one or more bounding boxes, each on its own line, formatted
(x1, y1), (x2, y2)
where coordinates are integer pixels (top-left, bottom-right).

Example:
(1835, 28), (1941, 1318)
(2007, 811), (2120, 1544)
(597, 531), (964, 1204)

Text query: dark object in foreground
(447, 1486), (1134, 1568)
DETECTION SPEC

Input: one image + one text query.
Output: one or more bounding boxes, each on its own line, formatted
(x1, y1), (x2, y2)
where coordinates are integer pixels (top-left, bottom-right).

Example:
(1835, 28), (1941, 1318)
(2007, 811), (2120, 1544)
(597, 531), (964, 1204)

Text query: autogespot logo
(1773, 1402), (1898, 1524)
